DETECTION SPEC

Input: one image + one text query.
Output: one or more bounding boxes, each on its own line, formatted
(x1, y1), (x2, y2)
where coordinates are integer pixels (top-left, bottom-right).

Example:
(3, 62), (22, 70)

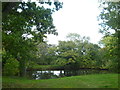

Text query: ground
(2, 73), (118, 88)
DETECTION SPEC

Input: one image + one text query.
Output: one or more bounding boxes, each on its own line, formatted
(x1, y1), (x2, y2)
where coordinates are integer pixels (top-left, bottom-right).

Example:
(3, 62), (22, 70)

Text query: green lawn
(2, 73), (118, 88)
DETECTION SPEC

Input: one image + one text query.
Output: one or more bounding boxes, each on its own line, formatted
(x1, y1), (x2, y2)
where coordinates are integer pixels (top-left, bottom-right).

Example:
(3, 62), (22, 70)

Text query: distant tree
(58, 40), (77, 52)
(46, 44), (58, 65)
(36, 42), (48, 65)
(56, 33), (101, 69)
(36, 43), (57, 65)
(66, 33), (90, 43)
(56, 40), (79, 69)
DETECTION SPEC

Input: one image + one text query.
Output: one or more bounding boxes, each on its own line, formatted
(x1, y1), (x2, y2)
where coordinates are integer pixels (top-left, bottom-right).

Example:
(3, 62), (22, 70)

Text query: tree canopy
(98, 1), (120, 72)
(2, 1), (63, 76)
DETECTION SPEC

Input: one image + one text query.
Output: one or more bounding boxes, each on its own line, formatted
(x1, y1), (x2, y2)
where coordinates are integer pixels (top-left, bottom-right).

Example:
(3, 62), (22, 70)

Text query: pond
(26, 69), (111, 80)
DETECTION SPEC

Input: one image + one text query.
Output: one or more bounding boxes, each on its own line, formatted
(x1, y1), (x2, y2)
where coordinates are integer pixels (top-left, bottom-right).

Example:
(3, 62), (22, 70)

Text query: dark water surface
(26, 69), (111, 80)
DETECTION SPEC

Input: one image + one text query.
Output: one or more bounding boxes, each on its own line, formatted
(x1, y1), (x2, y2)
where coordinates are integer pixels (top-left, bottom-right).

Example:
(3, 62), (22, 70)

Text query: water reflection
(33, 71), (64, 80)
(26, 69), (110, 80)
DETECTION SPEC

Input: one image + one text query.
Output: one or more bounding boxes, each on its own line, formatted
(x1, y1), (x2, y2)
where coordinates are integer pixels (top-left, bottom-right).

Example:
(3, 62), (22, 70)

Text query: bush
(3, 58), (19, 76)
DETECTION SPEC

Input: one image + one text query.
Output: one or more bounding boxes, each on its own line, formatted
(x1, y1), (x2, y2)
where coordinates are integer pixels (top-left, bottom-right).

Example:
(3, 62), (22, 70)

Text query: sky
(46, 0), (104, 45)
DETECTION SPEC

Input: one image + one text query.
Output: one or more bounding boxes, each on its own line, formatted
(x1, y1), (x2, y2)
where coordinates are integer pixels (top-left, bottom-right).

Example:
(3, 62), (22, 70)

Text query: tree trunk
(19, 59), (26, 77)
(17, 54), (26, 77)
(118, 31), (120, 73)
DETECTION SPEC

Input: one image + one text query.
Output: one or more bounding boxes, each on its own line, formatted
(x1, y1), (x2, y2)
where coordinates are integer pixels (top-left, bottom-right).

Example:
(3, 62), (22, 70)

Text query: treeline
(29, 33), (118, 71)
(2, 32), (118, 77)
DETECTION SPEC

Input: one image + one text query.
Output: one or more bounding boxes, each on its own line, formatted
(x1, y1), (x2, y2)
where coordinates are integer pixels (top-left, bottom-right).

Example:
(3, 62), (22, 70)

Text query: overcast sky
(46, 0), (104, 45)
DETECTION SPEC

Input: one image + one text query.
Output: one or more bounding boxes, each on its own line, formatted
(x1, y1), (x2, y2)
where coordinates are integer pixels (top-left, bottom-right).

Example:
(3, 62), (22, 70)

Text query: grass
(2, 73), (118, 88)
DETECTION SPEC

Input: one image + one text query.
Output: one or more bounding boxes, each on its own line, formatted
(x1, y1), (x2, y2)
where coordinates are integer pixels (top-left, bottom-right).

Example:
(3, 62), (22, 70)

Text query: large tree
(2, 2), (63, 76)
(98, 1), (120, 71)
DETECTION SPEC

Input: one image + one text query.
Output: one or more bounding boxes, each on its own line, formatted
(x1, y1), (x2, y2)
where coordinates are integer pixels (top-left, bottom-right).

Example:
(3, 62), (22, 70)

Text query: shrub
(3, 58), (19, 76)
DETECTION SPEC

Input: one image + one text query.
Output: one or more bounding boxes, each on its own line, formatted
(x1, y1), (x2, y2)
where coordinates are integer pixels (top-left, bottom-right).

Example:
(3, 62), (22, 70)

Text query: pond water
(26, 69), (111, 80)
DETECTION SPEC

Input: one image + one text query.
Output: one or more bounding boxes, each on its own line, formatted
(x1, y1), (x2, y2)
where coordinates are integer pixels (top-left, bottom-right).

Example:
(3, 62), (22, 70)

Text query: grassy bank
(2, 74), (118, 88)
(27, 64), (109, 71)
(27, 65), (63, 70)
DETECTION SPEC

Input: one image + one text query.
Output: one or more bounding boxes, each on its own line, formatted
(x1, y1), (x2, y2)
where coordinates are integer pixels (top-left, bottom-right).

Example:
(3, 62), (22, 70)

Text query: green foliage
(47, 45), (58, 65)
(60, 50), (78, 64)
(66, 33), (90, 42)
(3, 57), (19, 76)
(58, 41), (76, 52)
(98, 2), (120, 34)
(26, 61), (37, 69)
(57, 40), (79, 69)
(100, 35), (118, 71)
(36, 43), (57, 65)
(55, 33), (102, 69)
(98, 2), (119, 71)
(2, 2), (62, 76)
(56, 58), (66, 65)
(25, 32), (115, 70)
